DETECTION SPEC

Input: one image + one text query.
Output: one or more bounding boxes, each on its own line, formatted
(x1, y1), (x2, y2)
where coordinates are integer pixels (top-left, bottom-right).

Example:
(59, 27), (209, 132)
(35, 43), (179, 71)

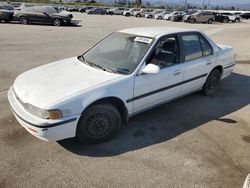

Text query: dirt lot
(0, 13), (250, 188)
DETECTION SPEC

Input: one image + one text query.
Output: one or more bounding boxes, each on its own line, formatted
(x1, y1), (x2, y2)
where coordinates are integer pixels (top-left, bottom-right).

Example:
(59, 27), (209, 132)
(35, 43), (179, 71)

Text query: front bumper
(8, 86), (80, 141)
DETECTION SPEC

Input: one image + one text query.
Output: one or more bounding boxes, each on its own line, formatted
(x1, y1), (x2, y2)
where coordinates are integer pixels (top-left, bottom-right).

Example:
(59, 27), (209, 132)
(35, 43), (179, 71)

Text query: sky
(168, 0), (250, 5)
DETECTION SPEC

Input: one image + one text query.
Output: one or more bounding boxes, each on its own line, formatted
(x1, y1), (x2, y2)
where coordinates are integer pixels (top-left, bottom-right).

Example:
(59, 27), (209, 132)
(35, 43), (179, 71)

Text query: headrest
(162, 39), (177, 53)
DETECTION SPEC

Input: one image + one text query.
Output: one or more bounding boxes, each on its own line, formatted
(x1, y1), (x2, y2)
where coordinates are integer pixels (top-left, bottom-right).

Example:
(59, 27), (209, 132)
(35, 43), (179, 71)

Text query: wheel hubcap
(86, 113), (112, 138)
(54, 20), (60, 26)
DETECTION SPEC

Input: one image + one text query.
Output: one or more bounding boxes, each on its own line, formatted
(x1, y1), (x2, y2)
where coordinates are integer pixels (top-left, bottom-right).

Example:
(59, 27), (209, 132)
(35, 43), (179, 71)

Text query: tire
(5, 19), (11, 23)
(53, 19), (61, 26)
(236, 18), (240, 23)
(202, 69), (221, 96)
(208, 19), (213, 24)
(125, 13), (130, 17)
(76, 103), (121, 144)
(19, 16), (28, 24)
(223, 18), (229, 23)
(189, 18), (196, 23)
(158, 16), (162, 19)
(148, 15), (152, 18)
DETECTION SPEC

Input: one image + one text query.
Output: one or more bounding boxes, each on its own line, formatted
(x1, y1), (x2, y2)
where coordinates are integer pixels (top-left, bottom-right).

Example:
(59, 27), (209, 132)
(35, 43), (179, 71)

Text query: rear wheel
(19, 16), (28, 24)
(203, 69), (221, 96)
(76, 103), (121, 144)
(53, 19), (61, 26)
(148, 15), (152, 18)
(223, 18), (229, 23)
(208, 19), (213, 24)
(125, 13), (130, 17)
(158, 16), (162, 19)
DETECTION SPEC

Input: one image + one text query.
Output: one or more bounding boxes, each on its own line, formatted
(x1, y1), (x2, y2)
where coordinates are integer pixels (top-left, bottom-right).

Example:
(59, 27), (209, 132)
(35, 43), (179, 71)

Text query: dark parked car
(213, 13), (229, 23)
(13, 6), (72, 26)
(240, 12), (250, 19)
(86, 8), (106, 15)
(0, 3), (14, 23)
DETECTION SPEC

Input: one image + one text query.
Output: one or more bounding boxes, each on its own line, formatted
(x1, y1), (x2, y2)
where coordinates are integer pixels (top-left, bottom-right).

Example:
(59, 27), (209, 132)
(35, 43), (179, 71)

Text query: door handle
(174, 70), (181, 76)
(206, 62), (212, 65)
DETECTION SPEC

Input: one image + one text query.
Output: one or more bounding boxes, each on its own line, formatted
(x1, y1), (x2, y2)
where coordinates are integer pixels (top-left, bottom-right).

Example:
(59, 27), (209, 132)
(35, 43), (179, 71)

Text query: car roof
(119, 27), (198, 38)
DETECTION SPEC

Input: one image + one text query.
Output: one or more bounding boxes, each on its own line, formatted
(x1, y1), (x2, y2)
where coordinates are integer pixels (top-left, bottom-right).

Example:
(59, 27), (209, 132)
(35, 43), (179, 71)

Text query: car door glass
(199, 35), (212, 56)
(182, 34), (203, 61)
(147, 36), (179, 68)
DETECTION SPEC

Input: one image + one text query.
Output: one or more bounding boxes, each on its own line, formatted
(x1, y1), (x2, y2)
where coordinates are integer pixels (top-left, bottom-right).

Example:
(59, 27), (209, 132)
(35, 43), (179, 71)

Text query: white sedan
(8, 27), (235, 143)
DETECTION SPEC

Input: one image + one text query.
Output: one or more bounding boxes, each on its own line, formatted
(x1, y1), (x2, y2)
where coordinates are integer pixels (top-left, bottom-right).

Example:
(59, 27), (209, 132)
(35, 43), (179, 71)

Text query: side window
(199, 35), (212, 56)
(182, 34), (202, 61)
(147, 36), (179, 68)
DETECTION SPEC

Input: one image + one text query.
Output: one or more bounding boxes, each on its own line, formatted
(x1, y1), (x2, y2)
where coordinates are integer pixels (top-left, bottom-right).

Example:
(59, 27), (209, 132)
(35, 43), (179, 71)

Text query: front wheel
(53, 19), (61, 26)
(76, 103), (121, 144)
(19, 16), (28, 24)
(202, 69), (221, 96)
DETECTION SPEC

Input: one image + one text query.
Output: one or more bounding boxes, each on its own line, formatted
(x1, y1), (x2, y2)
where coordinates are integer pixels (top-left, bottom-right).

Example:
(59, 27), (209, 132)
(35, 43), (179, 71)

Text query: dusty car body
(8, 27), (235, 143)
(14, 6), (72, 26)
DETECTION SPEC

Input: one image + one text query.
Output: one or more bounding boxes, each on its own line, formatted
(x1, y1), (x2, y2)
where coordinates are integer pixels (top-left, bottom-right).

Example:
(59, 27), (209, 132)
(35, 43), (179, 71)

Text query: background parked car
(66, 6), (79, 12)
(86, 8), (106, 15)
(145, 9), (163, 19)
(169, 11), (186, 22)
(182, 10), (198, 22)
(133, 9), (153, 17)
(14, 6), (72, 26)
(107, 7), (127, 15)
(213, 13), (229, 23)
(79, 6), (93, 13)
(240, 12), (250, 19)
(222, 12), (241, 22)
(0, 3), (14, 23)
(154, 10), (171, 19)
(123, 8), (140, 17)
(164, 11), (181, 20)
(188, 11), (215, 24)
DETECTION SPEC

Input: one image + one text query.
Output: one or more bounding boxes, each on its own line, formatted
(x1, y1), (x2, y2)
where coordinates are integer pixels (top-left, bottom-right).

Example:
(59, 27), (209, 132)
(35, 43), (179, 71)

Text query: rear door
(180, 32), (214, 94)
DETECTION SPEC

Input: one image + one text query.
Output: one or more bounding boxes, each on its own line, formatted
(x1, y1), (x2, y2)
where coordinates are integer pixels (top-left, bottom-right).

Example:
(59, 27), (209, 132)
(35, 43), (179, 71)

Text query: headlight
(23, 103), (63, 119)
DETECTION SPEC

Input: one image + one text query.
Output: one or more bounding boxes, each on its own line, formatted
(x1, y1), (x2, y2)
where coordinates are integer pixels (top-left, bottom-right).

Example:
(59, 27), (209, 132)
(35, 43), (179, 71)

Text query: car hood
(13, 57), (123, 109)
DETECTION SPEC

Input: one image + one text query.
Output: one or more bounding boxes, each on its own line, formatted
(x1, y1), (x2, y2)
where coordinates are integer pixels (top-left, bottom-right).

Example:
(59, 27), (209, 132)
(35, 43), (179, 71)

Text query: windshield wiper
(80, 55), (114, 73)
(90, 63), (113, 73)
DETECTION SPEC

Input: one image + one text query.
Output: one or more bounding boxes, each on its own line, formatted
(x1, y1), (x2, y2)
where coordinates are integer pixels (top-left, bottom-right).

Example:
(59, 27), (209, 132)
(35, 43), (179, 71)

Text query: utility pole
(202, 0), (205, 9)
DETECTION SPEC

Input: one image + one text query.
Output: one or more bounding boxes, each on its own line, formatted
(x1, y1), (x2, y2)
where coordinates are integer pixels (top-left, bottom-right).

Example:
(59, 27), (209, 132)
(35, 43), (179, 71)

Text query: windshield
(0, 4), (14, 10)
(82, 32), (153, 75)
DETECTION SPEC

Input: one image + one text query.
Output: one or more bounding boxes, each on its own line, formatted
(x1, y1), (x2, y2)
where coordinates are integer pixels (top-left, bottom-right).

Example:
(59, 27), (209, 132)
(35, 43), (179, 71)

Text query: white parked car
(222, 12), (241, 22)
(107, 7), (127, 15)
(164, 11), (180, 20)
(154, 10), (171, 19)
(145, 9), (163, 18)
(133, 9), (153, 17)
(8, 27), (235, 143)
(123, 8), (140, 17)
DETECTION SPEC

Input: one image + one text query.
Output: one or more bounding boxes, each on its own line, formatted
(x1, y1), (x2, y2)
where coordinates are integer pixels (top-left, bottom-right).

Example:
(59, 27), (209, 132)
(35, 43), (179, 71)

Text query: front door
(132, 35), (184, 113)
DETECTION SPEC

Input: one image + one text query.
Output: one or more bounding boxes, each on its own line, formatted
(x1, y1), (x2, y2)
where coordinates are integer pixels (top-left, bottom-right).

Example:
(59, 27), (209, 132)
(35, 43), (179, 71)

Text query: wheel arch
(82, 96), (128, 123)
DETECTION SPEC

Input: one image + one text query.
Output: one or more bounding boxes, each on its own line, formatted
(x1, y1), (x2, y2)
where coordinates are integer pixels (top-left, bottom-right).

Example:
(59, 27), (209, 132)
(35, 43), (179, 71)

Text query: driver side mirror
(142, 64), (160, 74)
(43, 12), (49, 16)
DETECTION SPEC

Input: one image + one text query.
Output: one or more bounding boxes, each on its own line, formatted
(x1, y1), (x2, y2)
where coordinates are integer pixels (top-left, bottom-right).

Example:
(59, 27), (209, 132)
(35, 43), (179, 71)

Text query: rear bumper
(8, 86), (80, 141)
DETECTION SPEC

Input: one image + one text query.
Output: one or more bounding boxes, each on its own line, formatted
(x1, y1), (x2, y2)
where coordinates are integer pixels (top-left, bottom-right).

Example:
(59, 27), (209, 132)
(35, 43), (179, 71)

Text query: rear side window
(181, 34), (202, 61)
(199, 35), (212, 56)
